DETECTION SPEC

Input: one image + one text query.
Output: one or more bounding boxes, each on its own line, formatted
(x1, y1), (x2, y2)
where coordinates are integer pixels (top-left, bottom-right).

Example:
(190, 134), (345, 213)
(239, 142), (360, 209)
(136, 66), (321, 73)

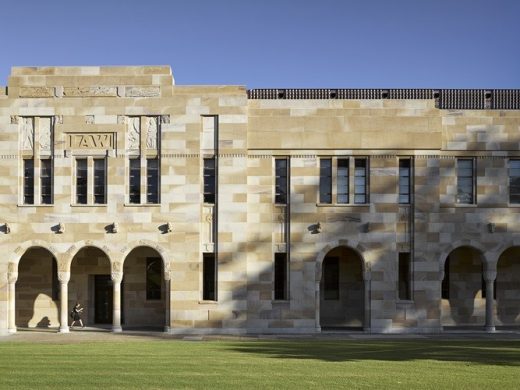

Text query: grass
(0, 338), (519, 389)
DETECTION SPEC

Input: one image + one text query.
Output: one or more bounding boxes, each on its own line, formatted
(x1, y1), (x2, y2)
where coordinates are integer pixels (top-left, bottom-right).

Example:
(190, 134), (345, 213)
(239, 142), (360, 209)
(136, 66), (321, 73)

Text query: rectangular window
(509, 159), (520, 204)
(275, 158), (288, 204)
(146, 158), (159, 204)
(40, 158), (53, 204)
(203, 157), (216, 204)
(399, 159), (411, 204)
(398, 253), (411, 300)
(354, 158), (368, 204)
(23, 159), (34, 205)
(146, 257), (162, 300)
(319, 158), (332, 204)
(202, 253), (216, 301)
(93, 158), (106, 204)
(274, 253), (288, 300)
(76, 159), (87, 204)
(323, 257), (339, 300)
(129, 158), (141, 204)
(456, 158), (474, 204)
(337, 158), (349, 204)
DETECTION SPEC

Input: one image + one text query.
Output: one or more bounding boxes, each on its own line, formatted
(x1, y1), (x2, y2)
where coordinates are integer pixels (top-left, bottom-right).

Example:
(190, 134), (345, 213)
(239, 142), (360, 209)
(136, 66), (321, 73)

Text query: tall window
(146, 158), (159, 204)
(76, 159), (88, 204)
(274, 253), (288, 300)
(203, 253), (216, 301)
(354, 158), (368, 204)
(319, 158), (332, 204)
(23, 159), (34, 205)
(40, 159), (53, 204)
(129, 158), (141, 204)
(203, 157), (216, 204)
(337, 158), (349, 204)
(398, 253), (411, 300)
(146, 257), (162, 300)
(456, 158), (474, 204)
(323, 257), (339, 300)
(275, 158), (288, 204)
(509, 159), (520, 204)
(93, 158), (106, 204)
(399, 159), (411, 204)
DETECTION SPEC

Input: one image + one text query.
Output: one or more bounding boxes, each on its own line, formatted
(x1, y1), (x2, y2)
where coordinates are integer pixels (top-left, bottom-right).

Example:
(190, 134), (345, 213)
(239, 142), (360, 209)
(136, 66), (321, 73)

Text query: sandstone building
(0, 66), (519, 335)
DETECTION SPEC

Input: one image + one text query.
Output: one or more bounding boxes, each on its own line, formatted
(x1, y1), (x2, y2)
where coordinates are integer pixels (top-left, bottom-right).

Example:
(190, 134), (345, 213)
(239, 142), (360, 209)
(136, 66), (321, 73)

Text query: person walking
(70, 302), (85, 329)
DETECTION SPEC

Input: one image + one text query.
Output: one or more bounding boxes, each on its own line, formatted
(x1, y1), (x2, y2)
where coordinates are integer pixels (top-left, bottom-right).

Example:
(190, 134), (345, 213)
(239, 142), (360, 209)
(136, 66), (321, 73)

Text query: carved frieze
(146, 117), (158, 149)
(38, 117), (52, 152)
(127, 117), (140, 150)
(69, 133), (114, 149)
(125, 86), (160, 97)
(63, 86), (117, 97)
(19, 87), (54, 98)
(20, 117), (34, 152)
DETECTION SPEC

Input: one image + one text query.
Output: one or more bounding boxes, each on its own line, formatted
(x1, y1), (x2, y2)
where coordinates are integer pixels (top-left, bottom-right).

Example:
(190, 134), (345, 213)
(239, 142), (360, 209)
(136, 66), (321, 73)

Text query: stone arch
(10, 240), (61, 272)
(120, 240), (170, 278)
(64, 240), (117, 271)
(438, 240), (490, 278)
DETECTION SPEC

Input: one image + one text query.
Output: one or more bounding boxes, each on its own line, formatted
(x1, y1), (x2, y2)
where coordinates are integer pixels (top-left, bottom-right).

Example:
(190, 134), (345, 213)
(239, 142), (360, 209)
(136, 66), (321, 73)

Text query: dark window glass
(94, 158), (106, 204)
(76, 159), (87, 204)
(319, 158), (332, 204)
(509, 160), (520, 204)
(129, 159), (141, 204)
(323, 257), (339, 300)
(456, 159), (474, 204)
(442, 256), (450, 299)
(275, 159), (288, 204)
(203, 253), (216, 301)
(399, 159), (411, 204)
(354, 158), (367, 204)
(146, 158), (159, 204)
(41, 159), (53, 204)
(398, 253), (411, 300)
(23, 159), (34, 205)
(203, 158), (216, 204)
(274, 253), (288, 300)
(52, 259), (59, 301)
(146, 257), (162, 300)
(337, 158), (349, 204)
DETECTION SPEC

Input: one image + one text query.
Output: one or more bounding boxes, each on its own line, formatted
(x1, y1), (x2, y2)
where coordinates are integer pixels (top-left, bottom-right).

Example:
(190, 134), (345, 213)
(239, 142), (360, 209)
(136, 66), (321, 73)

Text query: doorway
(94, 275), (113, 324)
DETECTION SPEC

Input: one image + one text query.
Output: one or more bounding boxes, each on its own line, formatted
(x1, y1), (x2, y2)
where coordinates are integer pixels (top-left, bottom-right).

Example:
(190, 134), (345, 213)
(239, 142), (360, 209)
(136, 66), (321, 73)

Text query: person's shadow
(36, 316), (51, 328)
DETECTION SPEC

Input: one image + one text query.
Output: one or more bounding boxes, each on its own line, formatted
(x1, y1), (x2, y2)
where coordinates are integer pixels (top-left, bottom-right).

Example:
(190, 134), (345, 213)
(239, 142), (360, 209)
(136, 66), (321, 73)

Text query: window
(398, 253), (411, 300)
(456, 158), (474, 204)
(40, 159), (53, 204)
(93, 158), (106, 204)
(275, 158), (288, 204)
(146, 257), (162, 300)
(319, 158), (332, 204)
(274, 253), (288, 300)
(354, 158), (368, 204)
(399, 159), (411, 204)
(203, 157), (216, 204)
(323, 257), (339, 300)
(76, 159), (87, 204)
(146, 158), (159, 204)
(337, 158), (349, 204)
(202, 253), (216, 301)
(129, 158), (141, 204)
(23, 159), (34, 205)
(509, 159), (520, 204)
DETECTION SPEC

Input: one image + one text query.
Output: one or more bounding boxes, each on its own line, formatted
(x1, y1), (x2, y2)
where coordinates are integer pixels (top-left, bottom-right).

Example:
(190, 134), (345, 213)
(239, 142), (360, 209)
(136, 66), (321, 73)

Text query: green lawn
(0, 338), (519, 389)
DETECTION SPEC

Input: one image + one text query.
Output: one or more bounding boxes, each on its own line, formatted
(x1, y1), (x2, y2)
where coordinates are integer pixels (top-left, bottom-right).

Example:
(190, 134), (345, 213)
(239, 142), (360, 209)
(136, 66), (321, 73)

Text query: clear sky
(1, 0), (519, 88)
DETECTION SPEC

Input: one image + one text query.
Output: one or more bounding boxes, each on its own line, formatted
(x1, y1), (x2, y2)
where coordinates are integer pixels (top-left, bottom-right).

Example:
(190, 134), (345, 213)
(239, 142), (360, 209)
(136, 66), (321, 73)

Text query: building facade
(0, 66), (519, 335)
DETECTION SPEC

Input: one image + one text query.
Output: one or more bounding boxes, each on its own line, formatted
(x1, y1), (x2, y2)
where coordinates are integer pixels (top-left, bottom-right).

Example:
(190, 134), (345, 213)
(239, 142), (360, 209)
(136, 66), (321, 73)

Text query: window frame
(23, 158), (35, 205)
(398, 252), (412, 301)
(274, 253), (288, 301)
(40, 158), (53, 205)
(202, 253), (217, 301)
(509, 159), (520, 204)
(129, 158), (141, 204)
(398, 158), (412, 205)
(203, 157), (216, 204)
(146, 157), (159, 204)
(93, 158), (107, 205)
(456, 158), (475, 205)
(75, 158), (88, 205)
(275, 158), (288, 205)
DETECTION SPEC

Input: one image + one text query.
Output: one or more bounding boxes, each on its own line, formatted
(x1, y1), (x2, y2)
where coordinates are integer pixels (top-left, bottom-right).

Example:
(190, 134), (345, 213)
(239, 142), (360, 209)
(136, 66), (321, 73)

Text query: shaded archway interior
(496, 246), (520, 326)
(320, 246), (364, 329)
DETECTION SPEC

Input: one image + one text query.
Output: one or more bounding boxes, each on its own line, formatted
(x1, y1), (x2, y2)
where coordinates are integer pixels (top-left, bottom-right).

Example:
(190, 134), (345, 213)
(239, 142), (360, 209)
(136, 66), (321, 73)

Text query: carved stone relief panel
(127, 117), (140, 151)
(20, 117), (34, 152)
(146, 116), (158, 150)
(38, 117), (52, 153)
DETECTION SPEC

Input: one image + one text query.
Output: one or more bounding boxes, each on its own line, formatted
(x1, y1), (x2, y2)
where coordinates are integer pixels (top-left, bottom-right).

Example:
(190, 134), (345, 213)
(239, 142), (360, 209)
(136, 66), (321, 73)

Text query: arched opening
(122, 246), (166, 330)
(70, 246), (112, 327)
(319, 246), (365, 330)
(496, 247), (520, 327)
(15, 247), (59, 328)
(441, 246), (486, 328)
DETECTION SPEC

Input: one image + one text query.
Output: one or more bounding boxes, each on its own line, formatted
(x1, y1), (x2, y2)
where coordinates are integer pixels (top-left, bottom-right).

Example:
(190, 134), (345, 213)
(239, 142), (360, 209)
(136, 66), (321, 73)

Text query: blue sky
(1, 0), (519, 88)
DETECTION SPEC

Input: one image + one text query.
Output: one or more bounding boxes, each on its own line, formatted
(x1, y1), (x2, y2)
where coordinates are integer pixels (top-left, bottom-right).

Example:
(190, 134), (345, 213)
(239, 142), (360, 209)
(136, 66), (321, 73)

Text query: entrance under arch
(122, 246), (166, 329)
(441, 246), (486, 328)
(319, 246), (365, 330)
(70, 246), (112, 326)
(15, 247), (59, 328)
(496, 247), (520, 327)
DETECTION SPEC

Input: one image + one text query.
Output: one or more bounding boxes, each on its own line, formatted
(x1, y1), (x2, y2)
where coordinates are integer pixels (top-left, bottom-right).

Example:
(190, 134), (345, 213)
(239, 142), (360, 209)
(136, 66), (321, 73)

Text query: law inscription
(69, 133), (114, 149)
